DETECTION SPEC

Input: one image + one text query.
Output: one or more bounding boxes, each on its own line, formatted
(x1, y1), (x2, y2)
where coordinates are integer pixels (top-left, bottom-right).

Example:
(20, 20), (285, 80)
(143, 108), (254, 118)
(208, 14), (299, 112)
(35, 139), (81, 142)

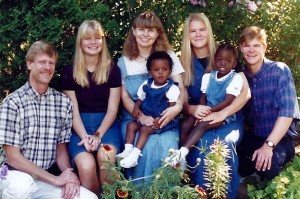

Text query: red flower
(195, 185), (207, 196)
(116, 189), (128, 198)
(175, 162), (181, 168)
(101, 144), (112, 153)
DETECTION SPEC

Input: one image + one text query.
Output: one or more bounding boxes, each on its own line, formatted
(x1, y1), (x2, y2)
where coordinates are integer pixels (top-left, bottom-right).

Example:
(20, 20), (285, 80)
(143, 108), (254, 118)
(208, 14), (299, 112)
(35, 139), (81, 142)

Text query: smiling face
(81, 33), (103, 56)
(27, 52), (56, 92)
(133, 27), (159, 49)
(240, 38), (266, 74)
(214, 49), (237, 78)
(189, 20), (208, 51)
(149, 59), (172, 86)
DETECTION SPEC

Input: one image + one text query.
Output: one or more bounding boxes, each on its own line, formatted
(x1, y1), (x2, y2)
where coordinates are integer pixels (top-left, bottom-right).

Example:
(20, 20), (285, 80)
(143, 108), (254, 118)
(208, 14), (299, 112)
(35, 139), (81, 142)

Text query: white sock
(125, 143), (133, 150)
(179, 147), (189, 159)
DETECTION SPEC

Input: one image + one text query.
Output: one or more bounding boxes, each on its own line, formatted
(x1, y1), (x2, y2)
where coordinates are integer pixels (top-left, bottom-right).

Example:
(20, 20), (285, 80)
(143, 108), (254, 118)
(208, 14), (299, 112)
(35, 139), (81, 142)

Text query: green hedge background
(0, 0), (299, 101)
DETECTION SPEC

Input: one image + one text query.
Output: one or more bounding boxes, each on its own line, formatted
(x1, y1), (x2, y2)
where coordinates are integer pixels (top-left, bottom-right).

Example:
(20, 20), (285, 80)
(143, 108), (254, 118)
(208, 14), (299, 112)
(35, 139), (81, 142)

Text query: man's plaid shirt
(0, 82), (73, 170)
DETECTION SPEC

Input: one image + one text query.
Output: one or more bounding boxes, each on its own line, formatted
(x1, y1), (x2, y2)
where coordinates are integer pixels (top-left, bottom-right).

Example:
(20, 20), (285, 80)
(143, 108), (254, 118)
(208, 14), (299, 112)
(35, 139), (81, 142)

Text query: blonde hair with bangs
(123, 11), (171, 59)
(180, 13), (216, 86)
(73, 20), (111, 87)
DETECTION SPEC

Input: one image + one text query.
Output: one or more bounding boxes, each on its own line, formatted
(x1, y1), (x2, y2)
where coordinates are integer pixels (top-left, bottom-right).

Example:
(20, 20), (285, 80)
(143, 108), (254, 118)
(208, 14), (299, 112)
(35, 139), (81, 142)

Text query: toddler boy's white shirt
(137, 80), (180, 102)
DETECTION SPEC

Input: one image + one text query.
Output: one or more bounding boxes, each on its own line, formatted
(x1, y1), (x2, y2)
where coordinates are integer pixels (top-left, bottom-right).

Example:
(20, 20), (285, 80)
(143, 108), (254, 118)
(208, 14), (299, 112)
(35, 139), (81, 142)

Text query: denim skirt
(68, 112), (121, 164)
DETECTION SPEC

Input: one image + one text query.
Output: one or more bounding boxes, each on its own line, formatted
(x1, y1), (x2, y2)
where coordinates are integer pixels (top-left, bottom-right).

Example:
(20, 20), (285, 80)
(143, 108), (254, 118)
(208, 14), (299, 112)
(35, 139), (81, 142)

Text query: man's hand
(252, 144), (273, 172)
(55, 168), (80, 187)
(61, 182), (80, 199)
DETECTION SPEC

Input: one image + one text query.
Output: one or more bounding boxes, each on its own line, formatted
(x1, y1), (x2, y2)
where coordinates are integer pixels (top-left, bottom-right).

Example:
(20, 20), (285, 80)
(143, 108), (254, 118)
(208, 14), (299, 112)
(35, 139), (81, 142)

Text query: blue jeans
(188, 113), (243, 199)
(237, 133), (295, 180)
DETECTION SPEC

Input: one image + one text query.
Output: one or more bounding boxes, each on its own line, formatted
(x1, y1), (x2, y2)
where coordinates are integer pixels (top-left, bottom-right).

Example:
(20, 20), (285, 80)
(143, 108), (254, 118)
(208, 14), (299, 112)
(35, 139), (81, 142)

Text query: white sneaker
(116, 148), (133, 159)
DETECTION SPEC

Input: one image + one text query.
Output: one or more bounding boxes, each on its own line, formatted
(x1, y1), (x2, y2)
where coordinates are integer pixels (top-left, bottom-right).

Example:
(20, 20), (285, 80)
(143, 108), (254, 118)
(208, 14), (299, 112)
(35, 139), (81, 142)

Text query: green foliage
(0, 0), (299, 100)
(248, 155), (300, 199)
(101, 154), (203, 199)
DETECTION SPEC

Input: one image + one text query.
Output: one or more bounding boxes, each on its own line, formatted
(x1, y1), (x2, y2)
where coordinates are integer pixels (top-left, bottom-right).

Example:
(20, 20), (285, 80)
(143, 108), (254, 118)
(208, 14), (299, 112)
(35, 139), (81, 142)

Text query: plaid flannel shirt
(0, 82), (73, 170)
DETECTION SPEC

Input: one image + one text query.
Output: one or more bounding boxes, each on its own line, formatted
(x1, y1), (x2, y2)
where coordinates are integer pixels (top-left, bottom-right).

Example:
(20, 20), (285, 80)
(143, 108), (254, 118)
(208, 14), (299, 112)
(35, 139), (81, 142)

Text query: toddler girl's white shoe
(120, 148), (142, 168)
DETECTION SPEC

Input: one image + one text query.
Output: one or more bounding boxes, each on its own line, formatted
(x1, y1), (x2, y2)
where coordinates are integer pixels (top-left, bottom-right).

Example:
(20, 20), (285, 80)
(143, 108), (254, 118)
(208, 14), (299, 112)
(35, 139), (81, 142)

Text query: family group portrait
(0, 0), (299, 198)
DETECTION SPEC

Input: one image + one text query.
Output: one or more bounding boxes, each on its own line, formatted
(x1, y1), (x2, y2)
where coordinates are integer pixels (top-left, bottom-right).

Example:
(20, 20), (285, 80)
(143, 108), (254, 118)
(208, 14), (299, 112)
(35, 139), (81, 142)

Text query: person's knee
(2, 171), (37, 199)
(78, 186), (98, 199)
(76, 156), (97, 175)
(257, 166), (280, 180)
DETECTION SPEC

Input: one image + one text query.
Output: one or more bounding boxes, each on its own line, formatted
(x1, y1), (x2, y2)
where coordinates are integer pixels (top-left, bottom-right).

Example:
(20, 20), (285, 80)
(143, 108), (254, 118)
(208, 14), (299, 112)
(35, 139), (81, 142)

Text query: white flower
(168, 148), (175, 155)
(196, 158), (201, 165)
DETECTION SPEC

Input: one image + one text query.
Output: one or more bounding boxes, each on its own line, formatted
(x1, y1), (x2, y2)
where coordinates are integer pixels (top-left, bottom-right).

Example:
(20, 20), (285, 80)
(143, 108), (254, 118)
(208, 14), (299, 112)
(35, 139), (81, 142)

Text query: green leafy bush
(248, 155), (300, 199)
(0, 0), (299, 100)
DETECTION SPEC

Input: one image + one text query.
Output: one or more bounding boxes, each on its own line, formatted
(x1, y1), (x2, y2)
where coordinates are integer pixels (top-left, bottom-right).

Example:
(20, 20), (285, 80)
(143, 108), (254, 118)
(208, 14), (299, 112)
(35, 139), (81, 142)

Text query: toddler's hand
(152, 117), (160, 129)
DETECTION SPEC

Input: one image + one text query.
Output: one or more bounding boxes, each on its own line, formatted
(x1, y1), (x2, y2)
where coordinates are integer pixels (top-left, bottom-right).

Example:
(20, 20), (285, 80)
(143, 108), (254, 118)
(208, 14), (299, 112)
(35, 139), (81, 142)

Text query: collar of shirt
(244, 58), (271, 81)
(25, 81), (50, 99)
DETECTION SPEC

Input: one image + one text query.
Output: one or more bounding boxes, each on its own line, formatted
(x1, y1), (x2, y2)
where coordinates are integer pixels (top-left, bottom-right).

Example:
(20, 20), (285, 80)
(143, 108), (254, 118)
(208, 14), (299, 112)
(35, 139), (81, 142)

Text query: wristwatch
(265, 140), (275, 148)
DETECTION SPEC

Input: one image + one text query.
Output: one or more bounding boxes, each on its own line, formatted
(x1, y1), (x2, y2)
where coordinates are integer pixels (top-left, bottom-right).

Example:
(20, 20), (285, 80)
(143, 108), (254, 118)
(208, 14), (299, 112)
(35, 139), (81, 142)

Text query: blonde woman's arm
(90, 87), (121, 150)
(62, 90), (93, 151)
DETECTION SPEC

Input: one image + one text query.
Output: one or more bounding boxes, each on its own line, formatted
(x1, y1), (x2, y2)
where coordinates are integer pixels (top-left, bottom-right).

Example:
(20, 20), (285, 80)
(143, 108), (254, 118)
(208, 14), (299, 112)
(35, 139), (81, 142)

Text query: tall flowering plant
(101, 138), (231, 199)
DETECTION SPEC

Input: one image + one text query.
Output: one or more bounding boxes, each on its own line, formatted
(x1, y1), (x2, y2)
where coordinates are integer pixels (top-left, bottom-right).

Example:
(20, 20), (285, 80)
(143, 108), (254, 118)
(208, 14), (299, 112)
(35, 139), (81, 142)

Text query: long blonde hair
(180, 13), (216, 87)
(73, 20), (111, 87)
(123, 11), (171, 59)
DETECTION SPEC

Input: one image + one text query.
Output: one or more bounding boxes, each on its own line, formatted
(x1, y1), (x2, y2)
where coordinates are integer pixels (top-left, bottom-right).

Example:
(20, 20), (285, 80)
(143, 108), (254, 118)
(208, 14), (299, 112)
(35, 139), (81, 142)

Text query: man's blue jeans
(237, 133), (295, 180)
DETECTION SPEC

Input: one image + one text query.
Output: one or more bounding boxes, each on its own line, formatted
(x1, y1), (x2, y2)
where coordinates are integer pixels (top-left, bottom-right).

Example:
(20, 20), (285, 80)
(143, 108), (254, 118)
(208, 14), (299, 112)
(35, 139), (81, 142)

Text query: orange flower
(116, 189), (128, 198)
(112, 172), (121, 180)
(101, 144), (112, 153)
(195, 185), (207, 196)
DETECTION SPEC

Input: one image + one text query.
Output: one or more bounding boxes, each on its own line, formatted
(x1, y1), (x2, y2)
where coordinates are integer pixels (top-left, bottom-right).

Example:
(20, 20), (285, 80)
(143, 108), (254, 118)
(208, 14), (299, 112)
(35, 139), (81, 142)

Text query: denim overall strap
(206, 70), (237, 123)
(141, 78), (174, 118)
(118, 56), (149, 101)
(118, 57), (149, 121)
(187, 57), (206, 105)
(206, 70), (236, 107)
